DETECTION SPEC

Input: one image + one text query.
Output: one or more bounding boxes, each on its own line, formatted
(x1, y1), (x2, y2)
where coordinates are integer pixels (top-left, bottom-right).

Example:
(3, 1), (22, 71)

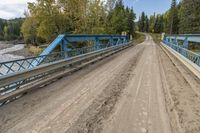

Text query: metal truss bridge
(1, 33), (200, 106)
(163, 34), (200, 67)
(0, 34), (130, 103)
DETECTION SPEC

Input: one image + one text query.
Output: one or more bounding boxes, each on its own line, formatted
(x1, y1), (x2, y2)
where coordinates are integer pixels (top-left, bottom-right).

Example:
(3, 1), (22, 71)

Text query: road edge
(161, 42), (200, 80)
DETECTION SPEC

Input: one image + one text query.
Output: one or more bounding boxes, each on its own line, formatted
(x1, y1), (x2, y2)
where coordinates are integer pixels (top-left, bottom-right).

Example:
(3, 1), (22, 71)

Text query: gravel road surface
(0, 34), (200, 133)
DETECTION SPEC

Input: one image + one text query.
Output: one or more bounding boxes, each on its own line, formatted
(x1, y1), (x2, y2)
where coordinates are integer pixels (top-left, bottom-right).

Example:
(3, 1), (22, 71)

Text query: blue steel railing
(0, 45), (106, 76)
(163, 34), (200, 49)
(0, 42), (131, 97)
(0, 34), (128, 76)
(163, 34), (200, 67)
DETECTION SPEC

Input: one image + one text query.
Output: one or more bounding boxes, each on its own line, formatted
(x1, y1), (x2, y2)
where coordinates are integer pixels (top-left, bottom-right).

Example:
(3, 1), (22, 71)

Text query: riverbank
(0, 42), (33, 62)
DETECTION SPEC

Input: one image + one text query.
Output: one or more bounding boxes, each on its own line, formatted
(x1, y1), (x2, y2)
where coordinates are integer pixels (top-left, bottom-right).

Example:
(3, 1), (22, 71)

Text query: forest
(0, 18), (24, 41)
(0, 0), (135, 45)
(21, 0), (135, 46)
(0, 0), (199, 45)
(138, 0), (200, 34)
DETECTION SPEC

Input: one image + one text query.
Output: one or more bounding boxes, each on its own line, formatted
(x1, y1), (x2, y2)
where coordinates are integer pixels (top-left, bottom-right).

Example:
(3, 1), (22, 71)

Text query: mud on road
(0, 34), (200, 133)
(0, 38), (144, 133)
(67, 42), (144, 133)
(158, 44), (200, 133)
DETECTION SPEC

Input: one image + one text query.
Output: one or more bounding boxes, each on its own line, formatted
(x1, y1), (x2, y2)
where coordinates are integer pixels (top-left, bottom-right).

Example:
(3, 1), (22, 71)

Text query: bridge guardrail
(0, 45), (110, 76)
(0, 34), (128, 76)
(162, 39), (200, 67)
(0, 42), (132, 98)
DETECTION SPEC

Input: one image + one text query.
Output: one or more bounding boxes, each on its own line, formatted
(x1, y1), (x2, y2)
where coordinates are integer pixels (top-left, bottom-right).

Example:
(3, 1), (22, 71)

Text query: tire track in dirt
(0, 41), (144, 133)
(158, 44), (200, 133)
(66, 45), (144, 133)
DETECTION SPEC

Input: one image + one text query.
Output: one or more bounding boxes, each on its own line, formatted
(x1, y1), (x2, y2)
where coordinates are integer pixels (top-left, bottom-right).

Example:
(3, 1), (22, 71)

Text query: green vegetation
(134, 33), (145, 44)
(0, 18), (24, 41)
(150, 33), (162, 44)
(1, 0), (199, 48)
(179, 0), (200, 34)
(28, 46), (43, 55)
(138, 0), (200, 35)
(138, 12), (149, 32)
(21, 0), (136, 46)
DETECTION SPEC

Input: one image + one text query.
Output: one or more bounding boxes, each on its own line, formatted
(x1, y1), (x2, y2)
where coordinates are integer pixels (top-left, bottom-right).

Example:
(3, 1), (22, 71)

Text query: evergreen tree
(149, 13), (156, 32)
(138, 12), (149, 32)
(20, 0), (136, 45)
(179, 0), (200, 34)
(154, 15), (164, 33)
(163, 10), (170, 33)
(109, 0), (129, 34)
(169, 0), (179, 34)
(0, 19), (5, 40)
(138, 12), (146, 32)
(127, 8), (136, 35)
(144, 15), (149, 32)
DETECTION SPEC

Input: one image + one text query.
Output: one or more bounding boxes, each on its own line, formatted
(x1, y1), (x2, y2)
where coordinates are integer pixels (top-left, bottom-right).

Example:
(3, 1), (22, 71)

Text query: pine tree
(149, 13), (156, 33)
(169, 0), (179, 34)
(179, 0), (200, 34)
(21, 0), (136, 45)
(144, 15), (149, 32)
(138, 12), (146, 32)
(124, 7), (136, 35)
(153, 15), (164, 33)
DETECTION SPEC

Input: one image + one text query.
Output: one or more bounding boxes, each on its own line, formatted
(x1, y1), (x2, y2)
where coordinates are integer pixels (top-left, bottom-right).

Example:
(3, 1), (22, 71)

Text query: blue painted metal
(163, 34), (200, 67)
(0, 34), (129, 76)
(37, 34), (128, 65)
(163, 34), (200, 49)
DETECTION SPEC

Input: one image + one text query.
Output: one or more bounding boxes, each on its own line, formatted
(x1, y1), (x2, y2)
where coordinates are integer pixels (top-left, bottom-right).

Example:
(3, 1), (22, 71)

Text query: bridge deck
(0, 34), (200, 133)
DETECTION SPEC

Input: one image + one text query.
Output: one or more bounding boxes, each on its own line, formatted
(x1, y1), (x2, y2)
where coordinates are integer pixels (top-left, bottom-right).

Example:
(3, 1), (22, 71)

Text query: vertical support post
(95, 37), (100, 50)
(174, 37), (178, 45)
(174, 36), (178, 51)
(169, 38), (173, 47)
(123, 37), (126, 44)
(183, 37), (189, 49)
(163, 36), (167, 44)
(117, 38), (120, 45)
(126, 36), (129, 43)
(60, 39), (69, 58)
(109, 36), (113, 46)
(166, 37), (169, 44)
(197, 56), (200, 66)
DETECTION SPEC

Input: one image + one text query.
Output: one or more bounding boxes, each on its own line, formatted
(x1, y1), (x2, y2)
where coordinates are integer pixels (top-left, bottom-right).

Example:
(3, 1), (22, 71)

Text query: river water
(0, 44), (25, 76)
(0, 44), (25, 63)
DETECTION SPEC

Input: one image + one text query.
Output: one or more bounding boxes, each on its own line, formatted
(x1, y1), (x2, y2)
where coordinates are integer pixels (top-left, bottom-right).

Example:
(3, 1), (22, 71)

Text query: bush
(28, 46), (43, 55)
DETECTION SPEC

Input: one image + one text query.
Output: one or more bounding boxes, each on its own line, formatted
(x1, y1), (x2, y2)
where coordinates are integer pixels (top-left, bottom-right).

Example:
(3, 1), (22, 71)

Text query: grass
(26, 33), (145, 56)
(191, 49), (200, 53)
(150, 33), (162, 44)
(150, 33), (200, 54)
(28, 46), (43, 55)
(133, 32), (145, 44)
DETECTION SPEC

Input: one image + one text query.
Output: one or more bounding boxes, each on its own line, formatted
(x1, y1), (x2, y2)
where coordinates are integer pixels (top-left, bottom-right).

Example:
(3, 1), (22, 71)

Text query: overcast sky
(0, 0), (35, 19)
(0, 0), (179, 20)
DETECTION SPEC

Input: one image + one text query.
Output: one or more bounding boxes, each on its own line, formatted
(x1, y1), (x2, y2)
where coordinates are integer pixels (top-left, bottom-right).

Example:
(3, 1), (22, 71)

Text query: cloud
(0, 0), (36, 19)
(133, 0), (139, 3)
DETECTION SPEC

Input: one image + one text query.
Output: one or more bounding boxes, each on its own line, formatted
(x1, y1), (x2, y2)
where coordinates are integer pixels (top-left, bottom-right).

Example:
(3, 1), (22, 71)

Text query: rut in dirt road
(66, 41), (144, 133)
(0, 36), (144, 133)
(67, 34), (172, 133)
(1, 34), (200, 133)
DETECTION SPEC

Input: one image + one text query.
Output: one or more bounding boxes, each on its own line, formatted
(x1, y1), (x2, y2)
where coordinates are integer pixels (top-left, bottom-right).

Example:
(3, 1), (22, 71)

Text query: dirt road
(100, 35), (172, 133)
(0, 34), (200, 133)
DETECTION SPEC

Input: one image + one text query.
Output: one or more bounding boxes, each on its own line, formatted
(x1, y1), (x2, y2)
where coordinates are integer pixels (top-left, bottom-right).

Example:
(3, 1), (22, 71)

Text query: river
(0, 44), (25, 63)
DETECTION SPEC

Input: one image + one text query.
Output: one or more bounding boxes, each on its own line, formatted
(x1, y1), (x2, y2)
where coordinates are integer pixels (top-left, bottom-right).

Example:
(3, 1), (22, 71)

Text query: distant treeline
(20, 0), (136, 46)
(0, 18), (24, 41)
(138, 0), (200, 34)
(2, 0), (197, 46)
(0, 0), (136, 46)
